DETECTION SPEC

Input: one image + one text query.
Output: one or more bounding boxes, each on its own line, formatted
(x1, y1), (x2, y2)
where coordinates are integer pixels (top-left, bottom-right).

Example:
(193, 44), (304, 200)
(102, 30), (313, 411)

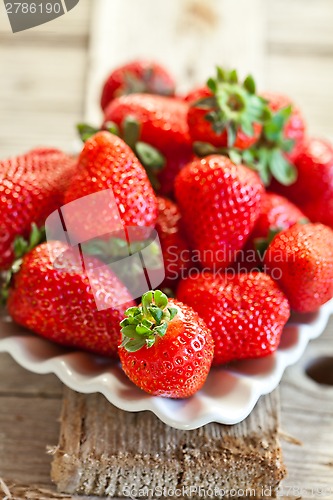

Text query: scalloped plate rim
(0, 299), (332, 430)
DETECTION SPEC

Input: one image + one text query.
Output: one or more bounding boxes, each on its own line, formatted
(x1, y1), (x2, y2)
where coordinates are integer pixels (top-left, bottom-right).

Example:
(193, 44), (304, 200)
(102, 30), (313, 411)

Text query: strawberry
(264, 223), (333, 313)
(100, 60), (175, 111)
(7, 241), (135, 357)
(118, 290), (214, 398)
(186, 68), (268, 150)
(175, 155), (264, 269)
(155, 197), (190, 288)
(0, 148), (76, 271)
(273, 138), (333, 228)
(64, 131), (157, 241)
(177, 272), (290, 365)
(236, 192), (306, 271)
(251, 192), (306, 241)
(103, 94), (192, 153)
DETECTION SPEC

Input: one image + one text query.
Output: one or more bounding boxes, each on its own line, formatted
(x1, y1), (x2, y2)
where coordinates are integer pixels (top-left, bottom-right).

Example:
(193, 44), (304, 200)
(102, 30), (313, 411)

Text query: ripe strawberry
(7, 241), (135, 356)
(186, 69), (268, 150)
(251, 192), (306, 241)
(155, 197), (190, 287)
(100, 60), (175, 111)
(118, 290), (214, 398)
(273, 138), (333, 228)
(0, 148), (76, 271)
(262, 92), (306, 162)
(175, 155), (264, 269)
(103, 94), (192, 153)
(177, 272), (290, 365)
(264, 223), (333, 313)
(64, 131), (157, 241)
(236, 192), (306, 271)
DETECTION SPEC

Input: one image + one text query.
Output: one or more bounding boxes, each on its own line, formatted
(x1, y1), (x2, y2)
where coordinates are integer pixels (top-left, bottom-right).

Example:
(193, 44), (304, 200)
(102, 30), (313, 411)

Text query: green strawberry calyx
(240, 105), (298, 186)
(120, 290), (178, 352)
(76, 118), (166, 191)
(193, 104), (299, 187)
(193, 67), (270, 147)
(1, 223), (46, 304)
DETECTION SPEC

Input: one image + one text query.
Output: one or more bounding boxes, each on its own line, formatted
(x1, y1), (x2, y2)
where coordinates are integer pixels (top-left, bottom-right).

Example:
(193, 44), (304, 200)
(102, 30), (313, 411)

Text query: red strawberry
(0, 148), (76, 271)
(251, 192), (306, 240)
(273, 139), (333, 228)
(186, 69), (268, 150)
(236, 192), (306, 271)
(7, 241), (135, 356)
(177, 272), (290, 365)
(64, 131), (157, 242)
(262, 92), (306, 162)
(101, 60), (175, 111)
(118, 290), (214, 398)
(103, 94), (192, 153)
(175, 155), (264, 269)
(155, 197), (190, 288)
(264, 223), (333, 313)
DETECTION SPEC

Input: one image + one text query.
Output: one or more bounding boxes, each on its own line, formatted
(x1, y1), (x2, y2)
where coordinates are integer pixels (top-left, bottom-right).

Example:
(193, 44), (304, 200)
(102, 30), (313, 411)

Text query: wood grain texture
(267, 0), (333, 53)
(278, 318), (333, 499)
(51, 388), (285, 498)
(0, 1), (91, 158)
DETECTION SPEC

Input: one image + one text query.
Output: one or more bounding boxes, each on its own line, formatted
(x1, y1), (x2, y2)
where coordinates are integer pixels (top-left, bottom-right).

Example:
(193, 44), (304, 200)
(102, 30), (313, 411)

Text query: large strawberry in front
(64, 131), (157, 241)
(7, 241), (135, 357)
(175, 155), (264, 269)
(0, 148), (76, 270)
(118, 290), (214, 398)
(177, 272), (290, 365)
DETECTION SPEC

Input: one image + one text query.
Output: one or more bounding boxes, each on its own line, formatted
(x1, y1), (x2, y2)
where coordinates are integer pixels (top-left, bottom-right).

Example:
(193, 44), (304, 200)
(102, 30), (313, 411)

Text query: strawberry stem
(120, 290), (178, 352)
(194, 67), (270, 147)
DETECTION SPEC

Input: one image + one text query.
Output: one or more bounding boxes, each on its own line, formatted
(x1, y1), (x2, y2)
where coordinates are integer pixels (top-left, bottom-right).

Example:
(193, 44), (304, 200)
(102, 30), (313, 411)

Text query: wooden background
(0, 1), (333, 498)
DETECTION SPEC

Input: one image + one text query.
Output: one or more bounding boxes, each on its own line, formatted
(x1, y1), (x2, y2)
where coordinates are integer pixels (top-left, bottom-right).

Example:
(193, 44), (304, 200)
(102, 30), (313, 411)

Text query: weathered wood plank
(266, 54), (333, 141)
(51, 388), (285, 498)
(0, 353), (63, 396)
(0, 43), (87, 157)
(267, 0), (333, 53)
(0, 396), (62, 485)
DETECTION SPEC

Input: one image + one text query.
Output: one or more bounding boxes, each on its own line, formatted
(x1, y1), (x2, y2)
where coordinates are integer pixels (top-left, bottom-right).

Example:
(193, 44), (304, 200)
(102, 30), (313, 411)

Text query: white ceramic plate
(0, 300), (332, 430)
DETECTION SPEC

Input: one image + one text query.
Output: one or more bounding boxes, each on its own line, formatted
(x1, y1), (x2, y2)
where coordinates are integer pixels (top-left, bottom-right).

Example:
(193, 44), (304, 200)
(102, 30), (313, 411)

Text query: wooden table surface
(1, 2), (333, 498)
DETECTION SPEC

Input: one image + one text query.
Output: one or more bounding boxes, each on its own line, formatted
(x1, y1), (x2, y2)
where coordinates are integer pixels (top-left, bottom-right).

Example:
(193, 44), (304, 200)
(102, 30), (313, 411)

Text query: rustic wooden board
(51, 388), (286, 498)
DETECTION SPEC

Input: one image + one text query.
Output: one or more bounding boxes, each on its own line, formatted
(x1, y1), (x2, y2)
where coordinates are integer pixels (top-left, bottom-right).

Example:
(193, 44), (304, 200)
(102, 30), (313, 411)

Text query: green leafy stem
(120, 290), (178, 352)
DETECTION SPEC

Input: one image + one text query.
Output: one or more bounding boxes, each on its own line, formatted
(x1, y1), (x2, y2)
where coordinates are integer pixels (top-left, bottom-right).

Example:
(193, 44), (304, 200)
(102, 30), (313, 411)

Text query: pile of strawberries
(1, 60), (333, 399)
